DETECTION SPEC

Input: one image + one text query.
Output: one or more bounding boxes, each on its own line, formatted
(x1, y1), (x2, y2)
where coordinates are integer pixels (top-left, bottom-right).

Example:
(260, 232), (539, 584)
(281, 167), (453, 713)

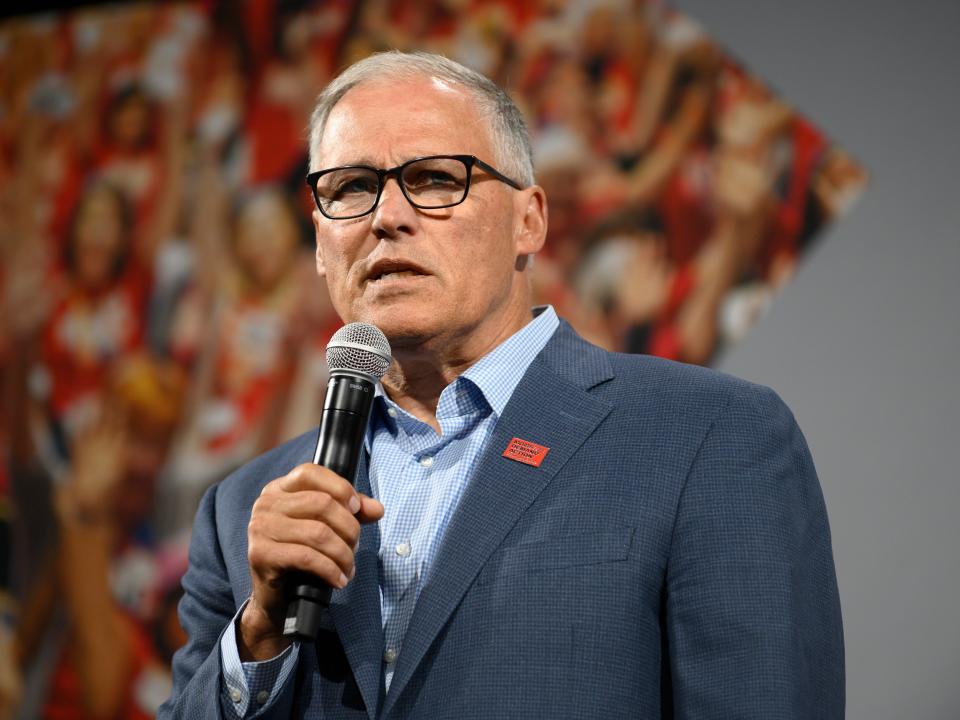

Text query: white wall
(678, 0), (960, 716)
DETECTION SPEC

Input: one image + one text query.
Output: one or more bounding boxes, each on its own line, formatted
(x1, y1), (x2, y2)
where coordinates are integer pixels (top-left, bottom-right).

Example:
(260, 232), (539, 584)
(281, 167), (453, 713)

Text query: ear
(513, 184), (548, 257)
(312, 210), (327, 277)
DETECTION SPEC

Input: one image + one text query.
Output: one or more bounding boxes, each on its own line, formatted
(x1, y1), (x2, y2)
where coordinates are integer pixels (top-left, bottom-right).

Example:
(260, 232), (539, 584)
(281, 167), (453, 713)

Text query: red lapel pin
(502, 437), (550, 467)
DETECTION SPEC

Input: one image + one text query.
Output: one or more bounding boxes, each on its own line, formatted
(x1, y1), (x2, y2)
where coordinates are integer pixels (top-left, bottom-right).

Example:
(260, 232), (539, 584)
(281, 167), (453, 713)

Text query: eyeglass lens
(315, 157), (469, 217)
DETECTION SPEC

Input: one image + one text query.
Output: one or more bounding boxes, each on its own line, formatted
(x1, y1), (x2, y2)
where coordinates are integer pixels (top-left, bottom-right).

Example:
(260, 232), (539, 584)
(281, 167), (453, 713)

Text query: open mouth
(374, 270), (421, 281)
(366, 260), (430, 284)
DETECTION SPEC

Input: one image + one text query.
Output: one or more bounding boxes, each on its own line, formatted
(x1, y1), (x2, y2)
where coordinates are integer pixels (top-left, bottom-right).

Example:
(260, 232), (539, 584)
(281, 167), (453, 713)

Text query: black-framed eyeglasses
(306, 154), (524, 220)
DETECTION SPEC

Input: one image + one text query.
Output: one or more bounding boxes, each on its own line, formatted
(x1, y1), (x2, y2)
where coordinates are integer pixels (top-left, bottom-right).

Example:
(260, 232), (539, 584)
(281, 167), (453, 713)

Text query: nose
(371, 175), (417, 239)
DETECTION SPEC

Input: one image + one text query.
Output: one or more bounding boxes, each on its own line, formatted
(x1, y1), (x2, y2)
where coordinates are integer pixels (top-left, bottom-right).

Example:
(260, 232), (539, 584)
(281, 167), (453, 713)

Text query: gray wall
(677, 0), (959, 717)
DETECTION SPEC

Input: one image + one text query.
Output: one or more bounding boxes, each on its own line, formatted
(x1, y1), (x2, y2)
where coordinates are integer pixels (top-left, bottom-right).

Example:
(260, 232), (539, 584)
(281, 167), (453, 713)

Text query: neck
(380, 302), (533, 432)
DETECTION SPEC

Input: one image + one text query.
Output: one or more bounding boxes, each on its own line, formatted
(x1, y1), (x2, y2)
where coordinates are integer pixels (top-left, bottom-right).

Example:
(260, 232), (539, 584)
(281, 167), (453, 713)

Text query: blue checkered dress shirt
(219, 306), (559, 717)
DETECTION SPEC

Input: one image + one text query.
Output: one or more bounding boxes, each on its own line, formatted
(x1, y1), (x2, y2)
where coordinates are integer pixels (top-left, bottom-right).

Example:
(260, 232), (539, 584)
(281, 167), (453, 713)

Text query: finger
(259, 516), (357, 578)
(277, 464), (359, 508)
(250, 539), (350, 589)
(265, 492), (362, 548)
(357, 495), (384, 523)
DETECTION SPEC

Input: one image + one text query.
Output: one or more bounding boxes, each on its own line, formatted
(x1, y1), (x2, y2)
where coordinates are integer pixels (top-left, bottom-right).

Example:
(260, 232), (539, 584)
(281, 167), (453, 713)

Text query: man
(161, 51), (843, 719)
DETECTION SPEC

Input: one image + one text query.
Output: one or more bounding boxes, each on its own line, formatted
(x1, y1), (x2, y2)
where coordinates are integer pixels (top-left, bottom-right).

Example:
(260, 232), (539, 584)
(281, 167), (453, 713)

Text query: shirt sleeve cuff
(219, 600), (300, 718)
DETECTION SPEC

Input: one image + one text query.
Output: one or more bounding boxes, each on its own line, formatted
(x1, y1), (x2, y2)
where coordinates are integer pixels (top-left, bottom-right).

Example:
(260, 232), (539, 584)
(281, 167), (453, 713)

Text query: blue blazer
(161, 321), (843, 719)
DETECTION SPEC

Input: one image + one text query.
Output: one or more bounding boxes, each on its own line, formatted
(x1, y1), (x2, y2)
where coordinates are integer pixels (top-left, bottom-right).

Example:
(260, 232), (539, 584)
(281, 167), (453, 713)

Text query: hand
(2, 242), (61, 340)
(716, 98), (791, 151)
(57, 402), (128, 524)
(614, 239), (673, 325)
(713, 150), (772, 220)
(240, 464), (384, 660)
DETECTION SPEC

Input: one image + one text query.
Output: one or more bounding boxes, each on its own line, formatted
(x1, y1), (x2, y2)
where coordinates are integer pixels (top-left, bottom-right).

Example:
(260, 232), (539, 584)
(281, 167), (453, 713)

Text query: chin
(358, 307), (442, 349)
(353, 302), (439, 343)
(382, 328), (441, 352)
(376, 320), (438, 349)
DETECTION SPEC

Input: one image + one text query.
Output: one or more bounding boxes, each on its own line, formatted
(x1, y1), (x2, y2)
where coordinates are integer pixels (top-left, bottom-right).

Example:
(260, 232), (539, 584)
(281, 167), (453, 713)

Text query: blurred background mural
(0, 1), (865, 716)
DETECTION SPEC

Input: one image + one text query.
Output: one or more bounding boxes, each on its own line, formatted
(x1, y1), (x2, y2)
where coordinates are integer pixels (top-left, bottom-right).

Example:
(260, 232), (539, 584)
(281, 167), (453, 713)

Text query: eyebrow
(334, 157), (379, 167)
(319, 154), (447, 169)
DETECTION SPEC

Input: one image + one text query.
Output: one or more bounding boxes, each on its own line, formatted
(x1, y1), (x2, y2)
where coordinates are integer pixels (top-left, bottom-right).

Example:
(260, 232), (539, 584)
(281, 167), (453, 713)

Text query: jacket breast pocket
(476, 526), (636, 587)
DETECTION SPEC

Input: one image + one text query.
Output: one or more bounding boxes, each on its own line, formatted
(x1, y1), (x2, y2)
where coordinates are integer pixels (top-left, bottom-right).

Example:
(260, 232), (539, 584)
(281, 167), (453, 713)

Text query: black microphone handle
(283, 372), (375, 640)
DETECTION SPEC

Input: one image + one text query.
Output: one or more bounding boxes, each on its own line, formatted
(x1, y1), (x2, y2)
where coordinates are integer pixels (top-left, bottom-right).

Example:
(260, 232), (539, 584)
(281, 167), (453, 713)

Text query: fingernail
(348, 495), (361, 514)
(348, 565), (356, 580)
(338, 572), (349, 588)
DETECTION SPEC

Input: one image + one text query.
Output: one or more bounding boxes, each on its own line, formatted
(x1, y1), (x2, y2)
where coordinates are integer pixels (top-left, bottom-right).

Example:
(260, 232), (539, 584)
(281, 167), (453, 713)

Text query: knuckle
(247, 539), (270, 570)
(252, 493), (276, 517)
(324, 479), (349, 501)
(247, 514), (266, 536)
(310, 553), (336, 582)
(345, 519), (361, 547)
(328, 535), (351, 563)
(294, 545), (316, 571)
(315, 492), (333, 512)
(287, 465), (308, 483)
(262, 476), (284, 496)
(311, 522), (332, 546)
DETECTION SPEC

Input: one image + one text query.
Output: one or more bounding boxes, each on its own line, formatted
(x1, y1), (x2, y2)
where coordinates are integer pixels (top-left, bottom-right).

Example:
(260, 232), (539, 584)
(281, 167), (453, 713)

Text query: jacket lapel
(328, 451), (384, 720)
(381, 324), (614, 717)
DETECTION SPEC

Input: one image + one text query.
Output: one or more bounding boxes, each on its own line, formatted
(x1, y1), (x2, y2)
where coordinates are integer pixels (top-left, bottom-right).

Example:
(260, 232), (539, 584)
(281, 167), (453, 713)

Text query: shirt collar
(365, 305), (559, 447)
(458, 305), (558, 417)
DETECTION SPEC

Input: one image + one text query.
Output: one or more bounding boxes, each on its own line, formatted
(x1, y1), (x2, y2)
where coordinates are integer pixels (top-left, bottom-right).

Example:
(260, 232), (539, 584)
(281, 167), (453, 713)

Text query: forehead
(313, 76), (495, 168)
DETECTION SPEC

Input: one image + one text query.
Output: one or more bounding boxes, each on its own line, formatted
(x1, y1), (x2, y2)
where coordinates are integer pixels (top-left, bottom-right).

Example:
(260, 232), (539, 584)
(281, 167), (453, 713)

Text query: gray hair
(308, 51), (535, 187)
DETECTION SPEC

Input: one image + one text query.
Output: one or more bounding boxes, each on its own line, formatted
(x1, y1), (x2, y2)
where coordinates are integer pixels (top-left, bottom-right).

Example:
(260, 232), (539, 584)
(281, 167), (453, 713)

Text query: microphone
(283, 322), (392, 640)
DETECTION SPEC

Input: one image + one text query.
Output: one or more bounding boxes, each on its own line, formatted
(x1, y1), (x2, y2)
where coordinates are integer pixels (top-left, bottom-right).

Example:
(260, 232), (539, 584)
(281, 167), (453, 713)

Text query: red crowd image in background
(0, 1), (865, 717)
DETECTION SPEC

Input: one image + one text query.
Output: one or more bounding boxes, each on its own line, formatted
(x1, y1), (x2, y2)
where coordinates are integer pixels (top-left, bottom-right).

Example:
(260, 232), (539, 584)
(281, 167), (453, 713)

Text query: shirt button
(419, 455), (433, 468)
(384, 647), (398, 664)
(256, 690), (269, 705)
(229, 688), (242, 703)
(395, 542), (411, 557)
(387, 407), (398, 418)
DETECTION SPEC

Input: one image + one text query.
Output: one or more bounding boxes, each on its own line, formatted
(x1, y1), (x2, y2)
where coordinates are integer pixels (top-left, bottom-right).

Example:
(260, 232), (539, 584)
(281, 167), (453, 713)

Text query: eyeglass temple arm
(472, 157), (524, 190)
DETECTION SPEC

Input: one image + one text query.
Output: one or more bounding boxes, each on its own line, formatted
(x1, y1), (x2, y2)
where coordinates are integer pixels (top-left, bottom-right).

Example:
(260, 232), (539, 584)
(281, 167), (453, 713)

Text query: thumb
(356, 494), (384, 523)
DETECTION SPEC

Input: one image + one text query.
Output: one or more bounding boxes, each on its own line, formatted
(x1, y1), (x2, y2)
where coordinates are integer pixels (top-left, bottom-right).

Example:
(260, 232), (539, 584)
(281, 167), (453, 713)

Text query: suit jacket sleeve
(665, 383), (844, 718)
(158, 483), (296, 719)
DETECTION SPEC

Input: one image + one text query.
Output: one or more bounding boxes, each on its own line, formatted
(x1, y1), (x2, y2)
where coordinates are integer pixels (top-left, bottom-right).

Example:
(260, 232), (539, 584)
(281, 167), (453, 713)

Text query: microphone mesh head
(326, 322), (392, 379)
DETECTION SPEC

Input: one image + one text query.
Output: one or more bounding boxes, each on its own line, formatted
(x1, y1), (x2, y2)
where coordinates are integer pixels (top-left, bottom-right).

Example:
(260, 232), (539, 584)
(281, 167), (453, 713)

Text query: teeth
(377, 270), (418, 280)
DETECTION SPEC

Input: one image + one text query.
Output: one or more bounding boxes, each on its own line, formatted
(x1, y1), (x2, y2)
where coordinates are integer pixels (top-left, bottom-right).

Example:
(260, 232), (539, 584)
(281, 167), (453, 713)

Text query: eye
(334, 175), (378, 197)
(405, 169), (461, 189)
(402, 158), (468, 192)
(316, 169), (379, 201)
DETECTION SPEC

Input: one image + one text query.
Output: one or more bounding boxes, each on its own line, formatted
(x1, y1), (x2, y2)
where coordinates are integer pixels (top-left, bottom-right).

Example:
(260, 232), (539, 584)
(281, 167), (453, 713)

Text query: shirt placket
(377, 379), (494, 688)
(380, 424), (441, 681)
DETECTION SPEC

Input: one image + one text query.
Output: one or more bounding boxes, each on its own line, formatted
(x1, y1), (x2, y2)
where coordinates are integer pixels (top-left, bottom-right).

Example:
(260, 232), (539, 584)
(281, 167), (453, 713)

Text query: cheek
(317, 221), (367, 273)
(316, 237), (364, 313)
(319, 243), (353, 283)
(461, 209), (515, 272)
